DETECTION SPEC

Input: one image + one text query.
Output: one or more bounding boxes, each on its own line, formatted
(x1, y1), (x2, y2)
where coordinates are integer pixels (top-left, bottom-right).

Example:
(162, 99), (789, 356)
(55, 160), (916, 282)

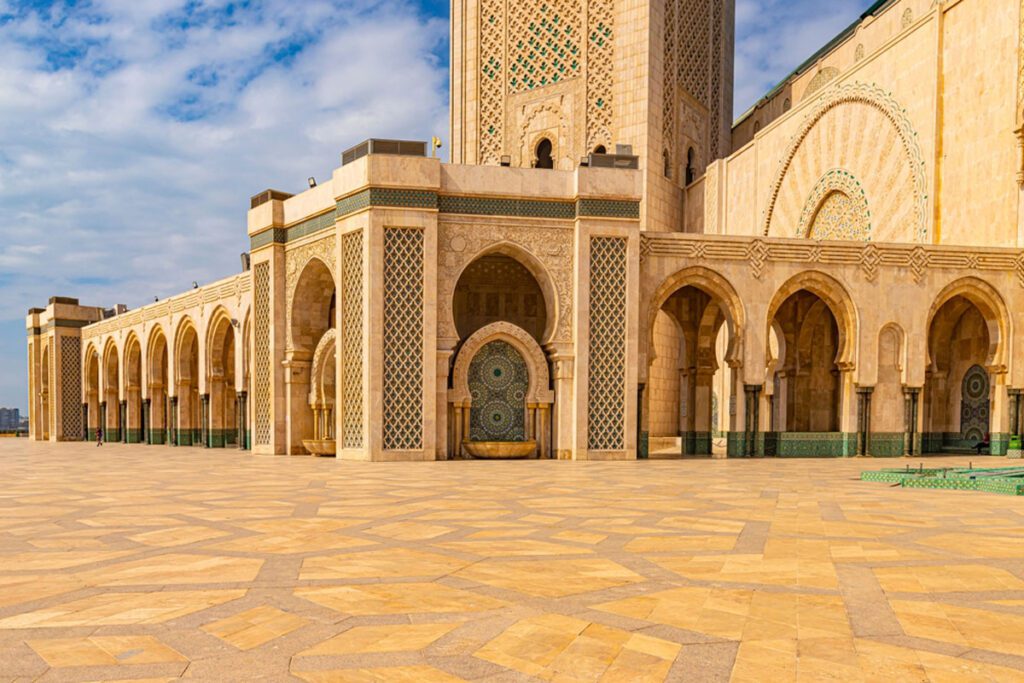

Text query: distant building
(0, 408), (21, 431)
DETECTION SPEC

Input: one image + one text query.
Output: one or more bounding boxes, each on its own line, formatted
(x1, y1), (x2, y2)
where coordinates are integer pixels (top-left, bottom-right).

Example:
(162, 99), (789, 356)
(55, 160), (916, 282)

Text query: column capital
(855, 385), (874, 395)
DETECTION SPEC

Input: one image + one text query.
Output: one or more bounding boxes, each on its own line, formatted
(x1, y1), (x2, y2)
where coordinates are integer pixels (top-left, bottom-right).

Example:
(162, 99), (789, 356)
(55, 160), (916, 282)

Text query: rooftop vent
(587, 153), (640, 170)
(341, 139), (428, 166)
(250, 189), (294, 210)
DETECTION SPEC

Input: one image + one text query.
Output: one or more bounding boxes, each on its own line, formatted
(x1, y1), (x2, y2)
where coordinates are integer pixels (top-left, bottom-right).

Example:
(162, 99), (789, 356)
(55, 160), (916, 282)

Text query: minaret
(449, 0), (734, 230)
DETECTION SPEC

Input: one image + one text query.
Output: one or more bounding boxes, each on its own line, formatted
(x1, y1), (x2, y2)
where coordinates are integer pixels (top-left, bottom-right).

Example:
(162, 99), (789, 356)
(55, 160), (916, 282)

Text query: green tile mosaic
(680, 431), (712, 456)
(438, 195), (575, 219)
(250, 228), (287, 250)
(286, 210), (337, 242)
(726, 432), (747, 458)
(336, 189), (373, 216)
(862, 466), (1024, 496)
(771, 432), (856, 458)
(867, 432), (905, 457)
(638, 430), (649, 459)
(576, 198), (640, 219)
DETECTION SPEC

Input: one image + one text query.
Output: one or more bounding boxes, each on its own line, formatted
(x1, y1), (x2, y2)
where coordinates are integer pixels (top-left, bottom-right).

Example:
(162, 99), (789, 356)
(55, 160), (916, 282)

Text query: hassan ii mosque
(25, 0), (1024, 461)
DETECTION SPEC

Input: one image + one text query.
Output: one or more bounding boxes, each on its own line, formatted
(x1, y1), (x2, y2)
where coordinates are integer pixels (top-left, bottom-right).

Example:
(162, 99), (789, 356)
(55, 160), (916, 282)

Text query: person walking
(96, 426), (104, 447)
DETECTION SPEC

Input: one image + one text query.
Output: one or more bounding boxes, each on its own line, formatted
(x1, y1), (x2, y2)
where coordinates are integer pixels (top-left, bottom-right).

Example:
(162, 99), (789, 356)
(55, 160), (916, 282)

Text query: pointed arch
(925, 277), (1010, 372)
(450, 242), (559, 345)
(646, 265), (745, 367)
(765, 270), (858, 370)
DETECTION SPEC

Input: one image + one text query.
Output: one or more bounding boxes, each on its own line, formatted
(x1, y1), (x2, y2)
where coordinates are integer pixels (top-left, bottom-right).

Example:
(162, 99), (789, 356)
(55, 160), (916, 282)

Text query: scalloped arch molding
(763, 83), (928, 244)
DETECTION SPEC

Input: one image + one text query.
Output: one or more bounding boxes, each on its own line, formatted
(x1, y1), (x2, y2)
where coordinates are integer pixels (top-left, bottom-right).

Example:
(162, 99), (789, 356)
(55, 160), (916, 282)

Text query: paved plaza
(1, 442), (1023, 681)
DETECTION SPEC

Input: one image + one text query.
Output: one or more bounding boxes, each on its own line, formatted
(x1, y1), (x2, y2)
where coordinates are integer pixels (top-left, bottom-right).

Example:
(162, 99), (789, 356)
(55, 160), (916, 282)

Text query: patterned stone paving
(1, 441), (1023, 681)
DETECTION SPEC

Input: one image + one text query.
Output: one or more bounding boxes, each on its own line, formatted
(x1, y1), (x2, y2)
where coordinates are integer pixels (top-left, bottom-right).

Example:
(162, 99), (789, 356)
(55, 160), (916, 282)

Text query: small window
(535, 138), (554, 169)
(783, 98), (791, 112)
(593, 145), (606, 155)
(663, 150), (671, 179)
(685, 147), (697, 186)
(753, 121), (762, 134)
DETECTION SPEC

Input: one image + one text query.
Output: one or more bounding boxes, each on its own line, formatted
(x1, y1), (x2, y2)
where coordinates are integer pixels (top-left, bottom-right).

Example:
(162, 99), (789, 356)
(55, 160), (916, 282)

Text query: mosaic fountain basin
(464, 441), (536, 459)
(302, 439), (336, 456)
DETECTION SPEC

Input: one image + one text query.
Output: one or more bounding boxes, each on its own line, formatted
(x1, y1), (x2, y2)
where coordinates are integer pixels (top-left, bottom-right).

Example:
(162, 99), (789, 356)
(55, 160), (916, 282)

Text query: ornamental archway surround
(763, 82), (928, 243)
(449, 321), (554, 459)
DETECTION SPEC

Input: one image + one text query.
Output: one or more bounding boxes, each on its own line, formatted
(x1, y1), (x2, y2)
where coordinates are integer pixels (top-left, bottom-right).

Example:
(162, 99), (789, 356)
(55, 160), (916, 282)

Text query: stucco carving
(763, 83), (928, 243)
(439, 221), (574, 343)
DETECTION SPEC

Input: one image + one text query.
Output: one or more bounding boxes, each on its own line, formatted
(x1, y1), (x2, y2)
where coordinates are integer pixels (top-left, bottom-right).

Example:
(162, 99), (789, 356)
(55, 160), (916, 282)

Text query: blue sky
(0, 0), (873, 412)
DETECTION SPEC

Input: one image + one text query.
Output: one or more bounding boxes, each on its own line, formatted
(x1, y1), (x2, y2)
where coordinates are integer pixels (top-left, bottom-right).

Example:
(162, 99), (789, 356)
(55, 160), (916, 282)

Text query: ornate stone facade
(27, 0), (1024, 462)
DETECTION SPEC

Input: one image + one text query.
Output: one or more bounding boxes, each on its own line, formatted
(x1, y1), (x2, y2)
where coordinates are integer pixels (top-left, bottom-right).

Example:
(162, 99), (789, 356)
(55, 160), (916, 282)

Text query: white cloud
(0, 0), (449, 409)
(733, 0), (871, 114)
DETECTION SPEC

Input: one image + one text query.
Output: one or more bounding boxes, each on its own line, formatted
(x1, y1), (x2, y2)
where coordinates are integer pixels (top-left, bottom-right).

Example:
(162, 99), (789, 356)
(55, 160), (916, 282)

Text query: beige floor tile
(27, 635), (186, 667)
(875, 564), (1024, 593)
(299, 622), (461, 655)
(202, 605), (308, 650)
(292, 665), (465, 682)
(455, 558), (643, 597)
(300, 548), (468, 580)
(0, 589), (246, 628)
(295, 583), (508, 615)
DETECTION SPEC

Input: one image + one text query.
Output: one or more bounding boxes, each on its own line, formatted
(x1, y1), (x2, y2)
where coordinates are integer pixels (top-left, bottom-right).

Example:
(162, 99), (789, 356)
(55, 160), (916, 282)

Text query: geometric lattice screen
(253, 261), (272, 446)
(60, 336), (82, 440)
(587, 236), (627, 450)
(382, 227), (424, 451)
(477, 0), (614, 163)
(341, 230), (364, 449)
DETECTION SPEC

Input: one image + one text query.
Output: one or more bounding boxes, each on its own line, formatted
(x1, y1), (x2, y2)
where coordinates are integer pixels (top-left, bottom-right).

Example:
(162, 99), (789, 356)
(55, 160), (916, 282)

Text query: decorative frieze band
(250, 190), (641, 249)
(641, 234), (1024, 286)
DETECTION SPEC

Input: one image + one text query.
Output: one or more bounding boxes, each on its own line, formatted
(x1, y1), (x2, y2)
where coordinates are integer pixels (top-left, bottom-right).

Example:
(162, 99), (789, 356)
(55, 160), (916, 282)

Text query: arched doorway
(102, 342), (120, 442)
(175, 322), (200, 446)
(924, 296), (992, 453)
(644, 270), (744, 458)
(450, 323), (553, 458)
(148, 328), (169, 445)
(289, 258), (336, 454)
(766, 276), (857, 456)
(207, 312), (237, 448)
(124, 336), (143, 443)
(448, 251), (556, 459)
(84, 346), (100, 442)
(305, 329), (336, 455)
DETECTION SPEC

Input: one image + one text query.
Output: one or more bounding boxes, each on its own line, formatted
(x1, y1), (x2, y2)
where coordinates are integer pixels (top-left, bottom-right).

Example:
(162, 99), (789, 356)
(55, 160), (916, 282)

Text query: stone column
(547, 347), (574, 460)
(743, 385), (761, 457)
(237, 391), (247, 450)
(200, 393), (210, 448)
(142, 398), (150, 445)
(1009, 388), (1022, 436)
(856, 386), (873, 456)
(170, 396), (179, 446)
(903, 387), (920, 456)
(119, 400), (127, 443)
